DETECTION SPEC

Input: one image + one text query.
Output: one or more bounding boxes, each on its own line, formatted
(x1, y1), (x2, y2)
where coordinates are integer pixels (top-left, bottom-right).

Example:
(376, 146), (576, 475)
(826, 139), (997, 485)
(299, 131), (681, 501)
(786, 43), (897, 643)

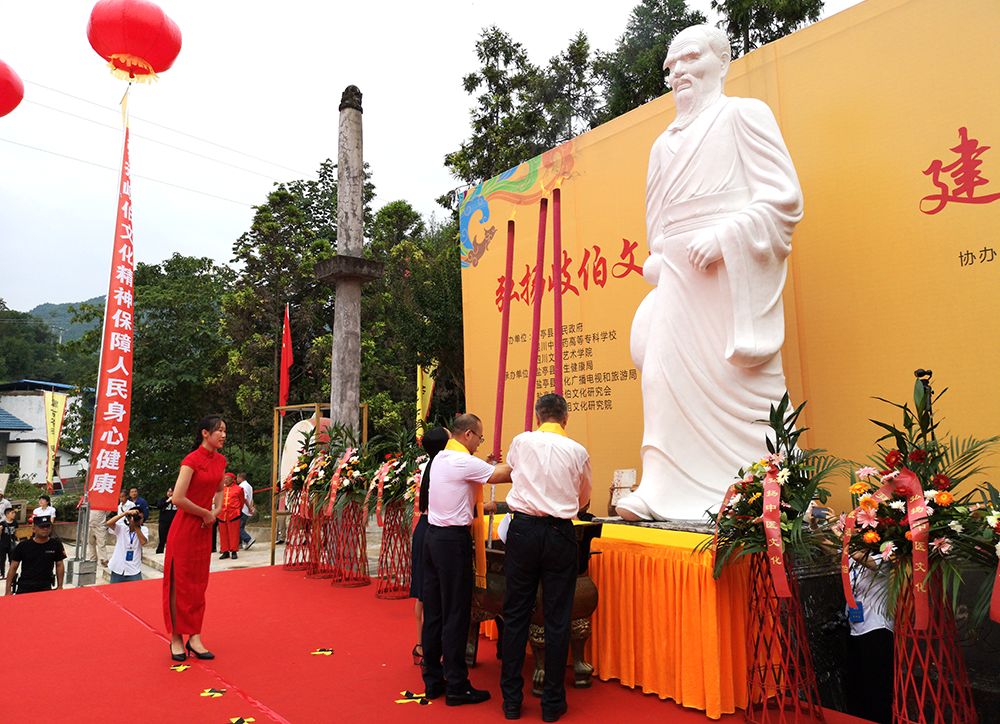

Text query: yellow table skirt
(588, 524), (749, 720)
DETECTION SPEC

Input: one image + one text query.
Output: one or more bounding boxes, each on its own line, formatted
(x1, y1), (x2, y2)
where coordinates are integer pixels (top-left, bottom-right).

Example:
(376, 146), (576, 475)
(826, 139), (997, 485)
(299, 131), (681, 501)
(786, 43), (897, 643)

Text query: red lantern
(87, 0), (182, 82)
(0, 59), (24, 117)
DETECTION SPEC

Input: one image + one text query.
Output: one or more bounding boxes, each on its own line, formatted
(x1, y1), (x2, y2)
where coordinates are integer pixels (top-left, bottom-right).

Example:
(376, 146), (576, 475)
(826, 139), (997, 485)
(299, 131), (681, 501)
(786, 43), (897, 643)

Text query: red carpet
(5, 567), (868, 722)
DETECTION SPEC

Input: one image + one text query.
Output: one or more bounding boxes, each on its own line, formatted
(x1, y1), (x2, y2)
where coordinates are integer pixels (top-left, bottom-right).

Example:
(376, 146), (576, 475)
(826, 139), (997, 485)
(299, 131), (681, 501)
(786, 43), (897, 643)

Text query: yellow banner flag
(43, 391), (68, 493)
(415, 364), (436, 440)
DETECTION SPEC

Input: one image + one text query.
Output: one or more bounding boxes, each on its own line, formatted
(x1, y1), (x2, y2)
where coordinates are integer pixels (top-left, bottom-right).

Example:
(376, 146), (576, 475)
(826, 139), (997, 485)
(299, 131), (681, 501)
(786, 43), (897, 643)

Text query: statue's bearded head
(664, 25), (731, 125)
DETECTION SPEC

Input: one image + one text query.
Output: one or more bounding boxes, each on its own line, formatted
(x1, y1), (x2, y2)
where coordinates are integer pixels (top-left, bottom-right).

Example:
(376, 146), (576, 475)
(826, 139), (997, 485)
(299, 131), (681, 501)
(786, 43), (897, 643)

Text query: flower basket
(745, 551), (825, 724)
(331, 500), (370, 587)
(375, 499), (411, 599)
(306, 508), (337, 579)
(700, 395), (839, 723)
(282, 490), (311, 572)
(840, 377), (1000, 723)
(892, 571), (976, 724)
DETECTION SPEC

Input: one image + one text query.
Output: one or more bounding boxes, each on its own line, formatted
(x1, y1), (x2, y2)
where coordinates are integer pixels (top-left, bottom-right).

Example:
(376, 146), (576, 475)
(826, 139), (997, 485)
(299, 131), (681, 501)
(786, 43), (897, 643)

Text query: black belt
(511, 511), (571, 523)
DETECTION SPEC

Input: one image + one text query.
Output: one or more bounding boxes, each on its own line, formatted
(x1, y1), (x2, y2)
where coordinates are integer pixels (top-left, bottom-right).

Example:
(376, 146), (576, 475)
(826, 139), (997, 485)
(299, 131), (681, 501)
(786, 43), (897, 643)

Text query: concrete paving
(60, 519), (387, 589)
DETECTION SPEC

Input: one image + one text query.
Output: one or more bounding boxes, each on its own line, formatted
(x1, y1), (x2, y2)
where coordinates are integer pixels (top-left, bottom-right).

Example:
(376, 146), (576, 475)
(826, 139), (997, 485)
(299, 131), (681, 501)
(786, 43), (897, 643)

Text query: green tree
(61, 255), (235, 499)
(360, 203), (464, 435)
(711, 0), (823, 57)
(592, 0), (706, 124)
(538, 31), (599, 145)
(222, 160), (375, 446)
(0, 299), (67, 382)
(445, 26), (549, 185)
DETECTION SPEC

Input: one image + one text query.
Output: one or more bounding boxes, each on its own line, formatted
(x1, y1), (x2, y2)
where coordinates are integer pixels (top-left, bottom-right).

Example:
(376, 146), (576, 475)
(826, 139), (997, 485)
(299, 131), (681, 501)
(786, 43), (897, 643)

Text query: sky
(0, 0), (861, 312)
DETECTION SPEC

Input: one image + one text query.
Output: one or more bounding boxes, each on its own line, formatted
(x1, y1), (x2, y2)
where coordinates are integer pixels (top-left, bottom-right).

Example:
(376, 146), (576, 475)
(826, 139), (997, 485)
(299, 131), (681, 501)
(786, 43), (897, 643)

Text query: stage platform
(4, 566), (868, 722)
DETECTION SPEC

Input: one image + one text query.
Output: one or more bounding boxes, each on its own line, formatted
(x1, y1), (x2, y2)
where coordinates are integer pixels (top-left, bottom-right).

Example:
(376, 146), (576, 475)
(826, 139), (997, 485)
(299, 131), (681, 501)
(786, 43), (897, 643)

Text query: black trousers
(0, 543), (12, 577)
(421, 524), (474, 695)
(500, 513), (577, 713)
(156, 513), (174, 554)
(845, 628), (894, 724)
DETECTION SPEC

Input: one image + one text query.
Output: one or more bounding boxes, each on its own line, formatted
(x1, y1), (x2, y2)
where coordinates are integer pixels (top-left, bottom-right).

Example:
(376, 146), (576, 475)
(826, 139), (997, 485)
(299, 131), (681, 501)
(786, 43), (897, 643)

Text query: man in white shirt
(500, 393), (592, 722)
(422, 413), (511, 707)
(32, 494), (57, 522)
(105, 507), (148, 583)
(237, 473), (256, 550)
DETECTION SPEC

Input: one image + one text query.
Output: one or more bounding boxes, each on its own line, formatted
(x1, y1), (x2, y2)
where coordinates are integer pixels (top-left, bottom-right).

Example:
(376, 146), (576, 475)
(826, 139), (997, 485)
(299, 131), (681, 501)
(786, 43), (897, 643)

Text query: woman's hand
(200, 509), (215, 526)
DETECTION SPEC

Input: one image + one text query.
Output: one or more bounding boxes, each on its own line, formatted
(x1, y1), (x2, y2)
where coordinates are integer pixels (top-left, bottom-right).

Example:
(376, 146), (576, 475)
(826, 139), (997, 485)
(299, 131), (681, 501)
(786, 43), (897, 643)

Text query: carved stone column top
(316, 256), (383, 285)
(340, 85), (363, 112)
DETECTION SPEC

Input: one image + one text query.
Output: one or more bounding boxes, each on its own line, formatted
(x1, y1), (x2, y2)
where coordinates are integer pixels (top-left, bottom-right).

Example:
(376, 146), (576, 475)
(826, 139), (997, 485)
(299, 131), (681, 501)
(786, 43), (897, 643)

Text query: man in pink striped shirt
(422, 413), (512, 707)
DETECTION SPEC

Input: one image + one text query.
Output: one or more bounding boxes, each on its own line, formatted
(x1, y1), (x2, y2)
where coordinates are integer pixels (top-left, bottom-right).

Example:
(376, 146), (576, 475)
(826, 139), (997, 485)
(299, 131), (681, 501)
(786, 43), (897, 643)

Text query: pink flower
(766, 452), (785, 466)
(856, 466), (879, 480)
(930, 537), (953, 556)
(880, 541), (897, 560)
(856, 507), (879, 529)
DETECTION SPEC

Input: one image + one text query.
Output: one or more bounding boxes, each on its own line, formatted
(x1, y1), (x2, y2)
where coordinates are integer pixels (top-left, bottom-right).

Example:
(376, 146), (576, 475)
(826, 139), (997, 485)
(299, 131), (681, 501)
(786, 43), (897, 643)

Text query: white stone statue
(615, 24), (803, 522)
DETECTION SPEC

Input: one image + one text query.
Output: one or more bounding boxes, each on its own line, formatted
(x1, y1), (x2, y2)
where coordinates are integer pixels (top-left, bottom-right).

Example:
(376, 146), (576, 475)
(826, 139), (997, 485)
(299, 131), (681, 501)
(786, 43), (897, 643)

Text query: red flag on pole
(279, 303), (293, 416)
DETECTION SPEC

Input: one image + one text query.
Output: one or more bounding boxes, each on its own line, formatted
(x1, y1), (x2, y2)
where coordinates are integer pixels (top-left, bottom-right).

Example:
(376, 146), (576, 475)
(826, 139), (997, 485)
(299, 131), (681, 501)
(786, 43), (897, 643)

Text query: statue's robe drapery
(617, 95), (803, 521)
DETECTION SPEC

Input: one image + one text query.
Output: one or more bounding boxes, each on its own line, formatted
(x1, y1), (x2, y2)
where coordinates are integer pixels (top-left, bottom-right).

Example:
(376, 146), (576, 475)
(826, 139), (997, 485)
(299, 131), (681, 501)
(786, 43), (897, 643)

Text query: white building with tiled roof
(0, 379), (84, 490)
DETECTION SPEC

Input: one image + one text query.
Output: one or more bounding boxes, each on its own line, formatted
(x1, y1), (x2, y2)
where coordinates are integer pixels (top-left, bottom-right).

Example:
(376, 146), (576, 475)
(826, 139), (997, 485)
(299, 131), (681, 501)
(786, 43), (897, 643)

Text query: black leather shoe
(503, 703), (522, 719)
(542, 703), (568, 722)
(424, 683), (446, 700)
(445, 686), (491, 706)
(186, 641), (215, 660)
(219, 552), (230, 560)
(170, 644), (187, 662)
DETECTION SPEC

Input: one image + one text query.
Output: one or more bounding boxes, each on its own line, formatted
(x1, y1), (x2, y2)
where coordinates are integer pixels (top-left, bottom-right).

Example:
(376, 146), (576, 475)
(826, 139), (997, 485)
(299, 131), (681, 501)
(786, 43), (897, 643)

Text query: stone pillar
(318, 86), (382, 436)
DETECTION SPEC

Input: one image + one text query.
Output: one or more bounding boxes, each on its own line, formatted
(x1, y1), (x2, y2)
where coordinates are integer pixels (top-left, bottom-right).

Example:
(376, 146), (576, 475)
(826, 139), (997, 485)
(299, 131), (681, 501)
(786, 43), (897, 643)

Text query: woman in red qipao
(164, 415), (227, 661)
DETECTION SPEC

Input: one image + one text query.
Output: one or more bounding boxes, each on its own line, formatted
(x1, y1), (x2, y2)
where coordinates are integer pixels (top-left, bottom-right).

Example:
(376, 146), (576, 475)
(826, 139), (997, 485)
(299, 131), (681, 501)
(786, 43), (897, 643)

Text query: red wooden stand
(892, 575), (977, 724)
(375, 500), (411, 599)
(745, 553), (824, 723)
(282, 491), (311, 572)
(331, 500), (370, 587)
(305, 509), (336, 579)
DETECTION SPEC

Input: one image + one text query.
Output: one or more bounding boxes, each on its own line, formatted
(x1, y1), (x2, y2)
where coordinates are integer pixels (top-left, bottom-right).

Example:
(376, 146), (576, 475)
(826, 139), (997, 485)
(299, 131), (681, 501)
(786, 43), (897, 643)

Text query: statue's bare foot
(614, 492), (652, 521)
(615, 505), (642, 521)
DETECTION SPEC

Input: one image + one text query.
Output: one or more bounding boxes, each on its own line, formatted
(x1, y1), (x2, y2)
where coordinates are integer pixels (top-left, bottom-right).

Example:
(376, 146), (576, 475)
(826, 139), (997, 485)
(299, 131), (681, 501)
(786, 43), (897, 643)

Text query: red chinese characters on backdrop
(495, 237), (643, 311)
(87, 130), (136, 511)
(921, 127), (1000, 214)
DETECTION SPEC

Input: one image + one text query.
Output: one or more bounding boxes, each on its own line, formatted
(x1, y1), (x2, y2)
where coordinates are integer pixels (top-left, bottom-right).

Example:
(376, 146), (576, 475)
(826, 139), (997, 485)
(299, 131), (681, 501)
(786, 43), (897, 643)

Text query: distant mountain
(29, 297), (104, 343)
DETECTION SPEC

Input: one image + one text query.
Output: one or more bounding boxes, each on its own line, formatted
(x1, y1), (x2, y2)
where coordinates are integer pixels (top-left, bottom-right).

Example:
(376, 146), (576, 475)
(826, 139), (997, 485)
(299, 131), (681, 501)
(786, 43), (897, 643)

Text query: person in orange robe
(217, 473), (244, 560)
(163, 416), (227, 662)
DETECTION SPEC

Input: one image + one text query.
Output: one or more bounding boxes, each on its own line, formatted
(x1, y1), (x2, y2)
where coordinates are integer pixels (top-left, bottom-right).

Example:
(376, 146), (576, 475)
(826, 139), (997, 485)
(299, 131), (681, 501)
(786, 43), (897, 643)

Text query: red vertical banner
(551, 189), (564, 396)
(87, 127), (135, 511)
(524, 198), (548, 432)
(279, 303), (293, 416)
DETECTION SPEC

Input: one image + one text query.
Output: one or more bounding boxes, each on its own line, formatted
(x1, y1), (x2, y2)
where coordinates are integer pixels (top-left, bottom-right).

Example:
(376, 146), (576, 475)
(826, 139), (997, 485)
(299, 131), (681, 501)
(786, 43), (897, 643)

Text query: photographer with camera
(106, 506), (149, 583)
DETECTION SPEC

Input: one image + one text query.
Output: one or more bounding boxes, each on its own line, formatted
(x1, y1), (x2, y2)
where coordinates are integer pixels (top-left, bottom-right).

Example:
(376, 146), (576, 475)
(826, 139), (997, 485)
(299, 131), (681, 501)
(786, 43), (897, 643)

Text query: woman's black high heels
(170, 643), (187, 662)
(186, 641), (215, 660)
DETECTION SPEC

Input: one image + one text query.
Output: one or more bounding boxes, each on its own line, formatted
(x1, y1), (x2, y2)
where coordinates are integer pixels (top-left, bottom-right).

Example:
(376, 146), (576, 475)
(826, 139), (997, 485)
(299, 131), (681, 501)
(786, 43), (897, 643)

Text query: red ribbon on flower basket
(712, 471), (790, 597)
(363, 461), (392, 527)
(411, 466), (422, 524)
(712, 484), (739, 569)
(323, 448), (356, 516)
(761, 472), (791, 597)
(841, 468), (930, 629)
